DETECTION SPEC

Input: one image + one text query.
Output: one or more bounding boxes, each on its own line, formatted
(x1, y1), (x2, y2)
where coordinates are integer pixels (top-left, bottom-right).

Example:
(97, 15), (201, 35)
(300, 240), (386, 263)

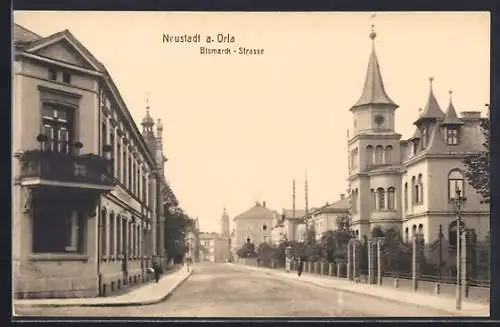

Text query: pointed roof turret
(441, 91), (463, 126)
(414, 77), (445, 125)
(351, 25), (398, 110)
(141, 96), (155, 128)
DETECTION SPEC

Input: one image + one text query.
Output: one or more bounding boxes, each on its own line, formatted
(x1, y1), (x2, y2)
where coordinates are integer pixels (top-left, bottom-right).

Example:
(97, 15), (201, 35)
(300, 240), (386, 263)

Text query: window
(366, 145), (374, 166)
(421, 127), (428, 149)
(41, 104), (73, 154)
(412, 140), (419, 155)
(32, 204), (84, 253)
(62, 72), (72, 84)
(142, 176), (147, 203)
(404, 182), (408, 211)
(412, 225), (417, 238)
(375, 145), (384, 164)
(448, 220), (464, 248)
(262, 225), (267, 231)
(418, 224), (424, 236)
(417, 174), (424, 204)
(377, 188), (385, 210)
(448, 169), (465, 200)
(101, 121), (107, 150)
(122, 150), (127, 185)
(109, 213), (115, 256)
(117, 143), (122, 180)
(385, 145), (393, 164)
(446, 127), (458, 145)
(117, 215), (122, 255)
(100, 209), (107, 256)
(412, 176), (419, 204)
(387, 187), (395, 210)
(370, 189), (376, 211)
(404, 227), (409, 243)
(351, 148), (358, 169)
(48, 68), (57, 81)
(131, 161), (135, 195)
(128, 157), (132, 190)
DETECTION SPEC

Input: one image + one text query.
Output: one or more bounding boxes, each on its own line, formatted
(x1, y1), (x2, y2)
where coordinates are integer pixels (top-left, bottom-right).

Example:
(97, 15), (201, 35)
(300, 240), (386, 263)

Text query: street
(15, 263), (456, 318)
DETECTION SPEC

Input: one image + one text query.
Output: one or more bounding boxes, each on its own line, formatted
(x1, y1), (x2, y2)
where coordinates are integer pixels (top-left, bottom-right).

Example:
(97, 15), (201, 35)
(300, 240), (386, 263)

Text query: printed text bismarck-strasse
(162, 33), (265, 56)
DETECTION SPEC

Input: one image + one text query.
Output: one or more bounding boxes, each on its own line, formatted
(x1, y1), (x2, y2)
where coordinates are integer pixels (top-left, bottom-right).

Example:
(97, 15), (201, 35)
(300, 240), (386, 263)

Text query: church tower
(347, 23), (403, 237)
(221, 208), (230, 238)
(141, 96), (157, 157)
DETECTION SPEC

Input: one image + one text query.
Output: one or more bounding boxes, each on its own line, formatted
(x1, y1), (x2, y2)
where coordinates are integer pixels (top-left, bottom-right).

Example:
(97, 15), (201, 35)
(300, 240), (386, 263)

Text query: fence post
(368, 239), (375, 284)
(347, 240), (353, 280)
(328, 262), (333, 276)
(377, 238), (383, 286)
(461, 230), (469, 298)
(337, 263), (341, 278)
(412, 235), (423, 291)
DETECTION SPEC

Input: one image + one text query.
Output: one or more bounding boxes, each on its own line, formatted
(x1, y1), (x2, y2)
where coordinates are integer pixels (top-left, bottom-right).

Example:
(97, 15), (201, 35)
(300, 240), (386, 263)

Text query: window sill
(29, 253), (89, 262)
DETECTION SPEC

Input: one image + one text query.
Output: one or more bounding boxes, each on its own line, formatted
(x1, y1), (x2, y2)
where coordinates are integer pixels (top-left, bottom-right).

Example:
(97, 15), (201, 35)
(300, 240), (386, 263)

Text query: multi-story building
(231, 201), (274, 257)
(346, 26), (490, 244)
(12, 23), (166, 298)
(199, 232), (217, 262)
(309, 195), (349, 242)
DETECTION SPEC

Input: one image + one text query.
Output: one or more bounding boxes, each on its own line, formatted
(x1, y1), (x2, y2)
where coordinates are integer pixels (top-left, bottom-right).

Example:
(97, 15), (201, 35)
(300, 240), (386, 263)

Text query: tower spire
(414, 77), (445, 125)
(292, 179), (296, 219)
(441, 90), (463, 126)
(350, 17), (398, 110)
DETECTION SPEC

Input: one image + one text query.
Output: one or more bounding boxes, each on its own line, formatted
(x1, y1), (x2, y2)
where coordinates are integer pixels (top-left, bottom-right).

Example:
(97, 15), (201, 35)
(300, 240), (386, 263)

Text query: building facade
(12, 24), (166, 298)
(309, 195), (349, 242)
(346, 27), (490, 244)
(231, 201), (274, 257)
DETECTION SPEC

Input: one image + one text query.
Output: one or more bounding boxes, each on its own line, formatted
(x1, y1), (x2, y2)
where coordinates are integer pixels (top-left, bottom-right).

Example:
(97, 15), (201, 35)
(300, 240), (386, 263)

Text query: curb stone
(15, 269), (193, 308)
(230, 264), (488, 317)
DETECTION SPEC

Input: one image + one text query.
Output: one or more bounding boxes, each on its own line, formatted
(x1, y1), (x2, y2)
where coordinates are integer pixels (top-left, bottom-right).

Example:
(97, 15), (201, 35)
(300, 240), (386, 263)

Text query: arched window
(411, 176), (418, 204)
(412, 225), (417, 238)
(418, 174), (424, 204)
(370, 188), (376, 211)
(355, 189), (359, 213)
(418, 224), (423, 236)
(404, 227), (409, 243)
(448, 169), (465, 200)
(377, 188), (385, 210)
(385, 145), (393, 164)
(351, 148), (358, 169)
(366, 145), (374, 166)
(375, 145), (384, 164)
(404, 182), (408, 211)
(387, 187), (395, 210)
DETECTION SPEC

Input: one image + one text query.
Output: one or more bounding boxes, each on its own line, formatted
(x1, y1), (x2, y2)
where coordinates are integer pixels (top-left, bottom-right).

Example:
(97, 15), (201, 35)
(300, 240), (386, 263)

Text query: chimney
(340, 193), (345, 200)
(460, 111), (481, 120)
(263, 201), (266, 208)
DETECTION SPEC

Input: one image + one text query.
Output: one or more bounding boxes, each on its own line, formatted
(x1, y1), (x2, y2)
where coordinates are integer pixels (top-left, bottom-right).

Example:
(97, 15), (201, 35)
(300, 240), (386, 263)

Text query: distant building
(346, 26), (490, 243)
(309, 194), (349, 242)
(198, 232), (230, 263)
(231, 201), (274, 257)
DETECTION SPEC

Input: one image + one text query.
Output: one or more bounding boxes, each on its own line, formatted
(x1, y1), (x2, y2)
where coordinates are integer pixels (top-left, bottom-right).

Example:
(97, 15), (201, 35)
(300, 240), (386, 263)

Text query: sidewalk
(13, 265), (193, 308)
(231, 264), (490, 317)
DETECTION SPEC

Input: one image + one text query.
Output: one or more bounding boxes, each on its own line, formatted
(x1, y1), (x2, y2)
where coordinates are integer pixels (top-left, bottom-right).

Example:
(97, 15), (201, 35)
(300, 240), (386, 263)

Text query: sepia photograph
(12, 11), (490, 319)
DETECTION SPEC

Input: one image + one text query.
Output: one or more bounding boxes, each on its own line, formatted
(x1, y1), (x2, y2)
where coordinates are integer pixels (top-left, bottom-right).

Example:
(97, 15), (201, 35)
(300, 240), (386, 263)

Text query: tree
(237, 241), (257, 258)
(463, 116), (490, 204)
(164, 205), (193, 263)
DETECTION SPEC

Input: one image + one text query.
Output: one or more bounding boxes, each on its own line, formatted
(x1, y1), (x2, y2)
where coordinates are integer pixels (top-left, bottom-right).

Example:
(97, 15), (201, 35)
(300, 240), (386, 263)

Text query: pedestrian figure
(152, 262), (160, 283)
(297, 257), (304, 277)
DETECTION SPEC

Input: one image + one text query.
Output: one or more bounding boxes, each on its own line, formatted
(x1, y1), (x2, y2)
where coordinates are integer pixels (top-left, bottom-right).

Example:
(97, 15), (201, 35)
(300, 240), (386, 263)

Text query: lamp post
(453, 186), (465, 310)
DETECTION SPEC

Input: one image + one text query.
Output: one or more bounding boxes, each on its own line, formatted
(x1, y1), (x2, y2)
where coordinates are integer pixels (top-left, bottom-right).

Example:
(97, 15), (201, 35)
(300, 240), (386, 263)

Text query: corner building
(347, 28), (490, 244)
(12, 24), (166, 298)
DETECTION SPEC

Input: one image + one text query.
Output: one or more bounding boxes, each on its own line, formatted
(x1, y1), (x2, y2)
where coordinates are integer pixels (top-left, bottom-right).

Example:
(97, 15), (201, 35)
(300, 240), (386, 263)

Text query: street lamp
(453, 185), (466, 310)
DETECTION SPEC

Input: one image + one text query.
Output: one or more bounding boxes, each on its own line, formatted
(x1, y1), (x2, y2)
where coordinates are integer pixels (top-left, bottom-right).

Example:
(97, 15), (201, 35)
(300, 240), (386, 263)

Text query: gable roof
(13, 24), (41, 45)
(233, 203), (275, 221)
(282, 209), (306, 219)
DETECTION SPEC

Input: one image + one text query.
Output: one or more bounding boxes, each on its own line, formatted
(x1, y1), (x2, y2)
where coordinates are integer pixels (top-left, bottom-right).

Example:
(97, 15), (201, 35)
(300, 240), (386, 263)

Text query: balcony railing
(19, 149), (115, 188)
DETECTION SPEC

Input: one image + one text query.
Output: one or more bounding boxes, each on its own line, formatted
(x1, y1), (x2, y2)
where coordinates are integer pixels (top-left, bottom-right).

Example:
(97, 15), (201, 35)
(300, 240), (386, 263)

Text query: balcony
(18, 148), (115, 192)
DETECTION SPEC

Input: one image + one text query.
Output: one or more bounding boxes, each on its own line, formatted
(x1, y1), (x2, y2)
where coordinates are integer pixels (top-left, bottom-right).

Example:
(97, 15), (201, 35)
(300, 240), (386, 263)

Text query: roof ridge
(14, 23), (43, 38)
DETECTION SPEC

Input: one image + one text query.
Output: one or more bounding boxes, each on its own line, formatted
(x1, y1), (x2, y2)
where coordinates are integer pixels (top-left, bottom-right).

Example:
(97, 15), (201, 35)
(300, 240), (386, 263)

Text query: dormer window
(412, 140), (419, 155)
(446, 127), (459, 145)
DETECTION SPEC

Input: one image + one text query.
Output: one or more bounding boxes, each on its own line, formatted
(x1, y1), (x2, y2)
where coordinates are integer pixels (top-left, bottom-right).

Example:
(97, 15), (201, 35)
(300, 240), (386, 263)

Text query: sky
(13, 11), (490, 234)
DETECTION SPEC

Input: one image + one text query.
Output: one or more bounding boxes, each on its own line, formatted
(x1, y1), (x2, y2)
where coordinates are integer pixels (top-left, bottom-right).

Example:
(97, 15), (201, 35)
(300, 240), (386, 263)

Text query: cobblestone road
(15, 263), (456, 318)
